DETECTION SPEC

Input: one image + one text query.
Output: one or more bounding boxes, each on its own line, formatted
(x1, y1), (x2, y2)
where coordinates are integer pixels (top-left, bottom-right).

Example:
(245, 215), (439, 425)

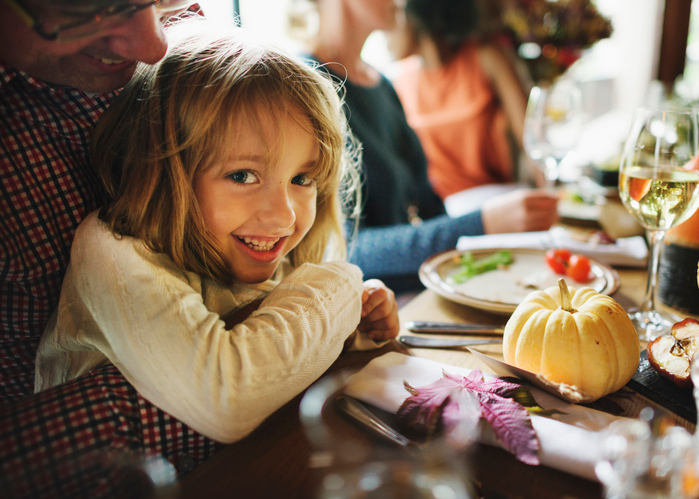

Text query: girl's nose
(258, 187), (296, 229)
(106, 6), (169, 65)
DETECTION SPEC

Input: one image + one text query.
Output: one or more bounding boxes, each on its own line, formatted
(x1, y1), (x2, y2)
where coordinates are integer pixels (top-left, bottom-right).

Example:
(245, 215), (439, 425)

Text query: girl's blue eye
(292, 174), (315, 187)
(227, 170), (256, 184)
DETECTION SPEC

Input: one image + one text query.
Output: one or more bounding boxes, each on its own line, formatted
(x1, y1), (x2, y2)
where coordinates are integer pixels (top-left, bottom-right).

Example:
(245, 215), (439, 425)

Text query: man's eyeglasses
(5, 0), (195, 42)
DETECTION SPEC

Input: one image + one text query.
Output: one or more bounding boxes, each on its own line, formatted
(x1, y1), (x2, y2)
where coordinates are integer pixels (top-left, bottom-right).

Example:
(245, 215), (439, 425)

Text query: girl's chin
(232, 270), (277, 285)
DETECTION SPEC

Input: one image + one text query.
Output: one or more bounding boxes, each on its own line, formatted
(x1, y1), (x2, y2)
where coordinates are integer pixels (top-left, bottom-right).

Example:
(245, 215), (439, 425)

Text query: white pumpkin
(503, 280), (640, 402)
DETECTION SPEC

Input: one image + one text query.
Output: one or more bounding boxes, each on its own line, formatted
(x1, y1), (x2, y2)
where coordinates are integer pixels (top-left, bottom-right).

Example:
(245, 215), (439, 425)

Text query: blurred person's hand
(481, 188), (559, 234)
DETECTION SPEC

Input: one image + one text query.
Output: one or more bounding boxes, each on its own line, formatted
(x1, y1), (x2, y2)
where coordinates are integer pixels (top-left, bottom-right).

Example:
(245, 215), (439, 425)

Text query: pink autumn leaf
(478, 392), (539, 465)
(446, 369), (522, 398)
(397, 369), (540, 466)
(397, 374), (480, 435)
(440, 370), (540, 465)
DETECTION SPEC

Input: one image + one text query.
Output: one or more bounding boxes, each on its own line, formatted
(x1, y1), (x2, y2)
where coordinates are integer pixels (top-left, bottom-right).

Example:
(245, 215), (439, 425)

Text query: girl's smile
(193, 105), (319, 284)
(236, 236), (282, 252)
(234, 235), (288, 262)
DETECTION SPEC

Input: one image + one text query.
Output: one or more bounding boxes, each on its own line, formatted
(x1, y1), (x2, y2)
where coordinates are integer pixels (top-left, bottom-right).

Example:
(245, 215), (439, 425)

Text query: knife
(334, 395), (418, 449)
(404, 320), (504, 335)
(335, 395), (480, 499)
(399, 336), (503, 349)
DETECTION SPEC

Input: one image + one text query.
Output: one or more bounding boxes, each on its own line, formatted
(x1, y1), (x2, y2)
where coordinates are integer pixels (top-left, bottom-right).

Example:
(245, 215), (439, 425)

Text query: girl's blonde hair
(91, 21), (360, 286)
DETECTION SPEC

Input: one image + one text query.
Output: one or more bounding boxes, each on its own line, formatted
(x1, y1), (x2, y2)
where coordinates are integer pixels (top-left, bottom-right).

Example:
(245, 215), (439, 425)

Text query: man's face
(0, 1), (170, 93)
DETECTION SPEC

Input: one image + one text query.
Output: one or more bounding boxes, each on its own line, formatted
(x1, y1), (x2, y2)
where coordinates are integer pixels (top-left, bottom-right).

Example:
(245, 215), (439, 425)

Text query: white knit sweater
(36, 212), (368, 443)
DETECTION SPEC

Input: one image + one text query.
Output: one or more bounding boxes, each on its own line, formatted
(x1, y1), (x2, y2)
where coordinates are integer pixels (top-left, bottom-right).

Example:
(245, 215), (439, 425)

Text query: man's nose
(107, 6), (169, 64)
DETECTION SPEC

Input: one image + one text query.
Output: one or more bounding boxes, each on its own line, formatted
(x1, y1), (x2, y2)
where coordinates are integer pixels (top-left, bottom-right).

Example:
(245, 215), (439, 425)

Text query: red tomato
(566, 254), (592, 283)
(545, 248), (571, 275)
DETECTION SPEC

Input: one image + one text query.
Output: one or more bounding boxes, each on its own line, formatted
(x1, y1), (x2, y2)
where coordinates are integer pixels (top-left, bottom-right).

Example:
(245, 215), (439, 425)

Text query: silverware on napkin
(404, 320), (504, 335)
(399, 336), (503, 349)
(334, 395), (419, 449)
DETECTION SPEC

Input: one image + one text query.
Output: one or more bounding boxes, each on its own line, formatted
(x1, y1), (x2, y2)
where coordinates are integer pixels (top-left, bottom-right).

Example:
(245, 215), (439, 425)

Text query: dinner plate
(418, 248), (620, 315)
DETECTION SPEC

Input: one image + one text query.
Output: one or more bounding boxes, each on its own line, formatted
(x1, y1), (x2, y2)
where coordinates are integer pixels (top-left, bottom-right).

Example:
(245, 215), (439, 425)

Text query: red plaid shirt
(1, 364), (219, 499)
(0, 60), (117, 398)
(0, 58), (219, 497)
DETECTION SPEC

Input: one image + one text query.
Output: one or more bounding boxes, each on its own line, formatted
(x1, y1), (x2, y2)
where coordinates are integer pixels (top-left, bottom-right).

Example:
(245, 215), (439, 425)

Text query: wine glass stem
(544, 157), (559, 188)
(638, 229), (665, 313)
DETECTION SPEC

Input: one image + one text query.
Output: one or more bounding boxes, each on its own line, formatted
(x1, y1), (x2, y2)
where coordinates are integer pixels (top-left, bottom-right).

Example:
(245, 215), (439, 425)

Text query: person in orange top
(388, 0), (530, 199)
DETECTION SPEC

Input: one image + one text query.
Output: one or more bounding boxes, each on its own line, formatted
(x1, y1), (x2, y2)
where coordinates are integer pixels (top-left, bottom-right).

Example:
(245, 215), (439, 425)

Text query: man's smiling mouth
(100, 58), (126, 65)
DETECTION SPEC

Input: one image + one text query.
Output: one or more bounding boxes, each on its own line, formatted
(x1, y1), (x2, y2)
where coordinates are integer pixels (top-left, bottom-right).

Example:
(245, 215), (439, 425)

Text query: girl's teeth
(238, 237), (280, 252)
(100, 58), (125, 65)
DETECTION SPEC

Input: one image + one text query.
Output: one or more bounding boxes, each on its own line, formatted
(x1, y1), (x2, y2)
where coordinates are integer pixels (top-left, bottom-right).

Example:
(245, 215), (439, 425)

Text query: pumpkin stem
(558, 279), (576, 313)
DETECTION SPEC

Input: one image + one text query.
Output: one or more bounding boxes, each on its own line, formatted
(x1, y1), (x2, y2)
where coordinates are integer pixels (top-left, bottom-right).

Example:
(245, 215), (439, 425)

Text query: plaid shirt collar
(1, 59), (61, 91)
(0, 59), (15, 86)
(0, 58), (121, 100)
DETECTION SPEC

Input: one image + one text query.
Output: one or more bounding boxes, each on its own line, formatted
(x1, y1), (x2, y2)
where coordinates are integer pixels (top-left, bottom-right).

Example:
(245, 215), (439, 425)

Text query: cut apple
(646, 318), (699, 388)
(672, 318), (699, 341)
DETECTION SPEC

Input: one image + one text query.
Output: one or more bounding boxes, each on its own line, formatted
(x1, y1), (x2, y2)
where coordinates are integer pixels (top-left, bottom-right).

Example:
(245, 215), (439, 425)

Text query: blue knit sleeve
(347, 210), (484, 280)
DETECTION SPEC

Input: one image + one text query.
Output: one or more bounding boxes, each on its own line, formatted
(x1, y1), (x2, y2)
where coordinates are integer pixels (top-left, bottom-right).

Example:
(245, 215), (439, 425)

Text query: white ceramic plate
(419, 248), (620, 315)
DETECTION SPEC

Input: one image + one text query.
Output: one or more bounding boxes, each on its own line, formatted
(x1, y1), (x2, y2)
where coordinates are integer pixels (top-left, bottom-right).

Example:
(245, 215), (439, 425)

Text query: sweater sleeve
(62, 216), (365, 443)
(347, 210), (484, 280)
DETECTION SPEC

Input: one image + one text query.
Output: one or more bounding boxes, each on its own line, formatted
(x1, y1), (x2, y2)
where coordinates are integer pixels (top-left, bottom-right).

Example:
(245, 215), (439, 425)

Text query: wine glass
(618, 107), (699, 340)
(595, 415), (694, 499)
(299, 371), (477, 498)
(523, 80), (584, 188)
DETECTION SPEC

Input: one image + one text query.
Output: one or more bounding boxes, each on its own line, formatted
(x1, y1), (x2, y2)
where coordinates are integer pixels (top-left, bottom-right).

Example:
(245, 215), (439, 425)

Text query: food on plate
(451, 250), (513, 284)
(503, 279), (640, 402)
(544, 248), (593, 283)
(646, 318), (699, 388)
(544, 248), (571, 275)
(566, 254), (592, 283)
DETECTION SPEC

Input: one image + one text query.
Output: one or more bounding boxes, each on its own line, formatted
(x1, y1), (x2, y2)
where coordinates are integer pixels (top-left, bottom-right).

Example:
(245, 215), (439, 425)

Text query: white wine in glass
(618, 107), (699, 340)
(523, 80), (583, 188)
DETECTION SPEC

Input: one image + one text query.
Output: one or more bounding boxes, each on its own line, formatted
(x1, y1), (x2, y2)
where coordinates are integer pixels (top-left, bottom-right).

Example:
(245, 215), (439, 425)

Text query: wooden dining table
(177, 266), (697, 499)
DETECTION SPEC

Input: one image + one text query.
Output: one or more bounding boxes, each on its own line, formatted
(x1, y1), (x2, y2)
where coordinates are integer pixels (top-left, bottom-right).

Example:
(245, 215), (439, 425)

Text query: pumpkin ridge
(513, 308), (548, 371)
(593, 300), (640, 389)
(576, 312), (616, 395)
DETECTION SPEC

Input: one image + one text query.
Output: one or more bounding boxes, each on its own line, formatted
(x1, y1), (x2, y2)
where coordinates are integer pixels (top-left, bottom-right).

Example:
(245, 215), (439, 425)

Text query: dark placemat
(626, 350), (696, 424)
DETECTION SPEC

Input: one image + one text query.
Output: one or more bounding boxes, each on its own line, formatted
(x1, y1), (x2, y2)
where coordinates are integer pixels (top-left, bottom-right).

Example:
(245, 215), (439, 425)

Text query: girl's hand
(358, 279), (399, 341)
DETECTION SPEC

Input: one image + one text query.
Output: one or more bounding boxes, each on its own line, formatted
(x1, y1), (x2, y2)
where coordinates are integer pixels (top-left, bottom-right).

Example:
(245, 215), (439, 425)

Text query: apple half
(646, 318), (699, 388)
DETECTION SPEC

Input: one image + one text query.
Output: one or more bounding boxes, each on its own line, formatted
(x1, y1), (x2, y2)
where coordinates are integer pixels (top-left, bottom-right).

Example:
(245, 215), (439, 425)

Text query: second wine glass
(523, 80), (583, 188)
(618, 107), (699, 340)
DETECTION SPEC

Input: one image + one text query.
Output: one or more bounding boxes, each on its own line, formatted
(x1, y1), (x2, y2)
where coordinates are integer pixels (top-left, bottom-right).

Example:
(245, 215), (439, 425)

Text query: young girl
(34, 23), (399, 444)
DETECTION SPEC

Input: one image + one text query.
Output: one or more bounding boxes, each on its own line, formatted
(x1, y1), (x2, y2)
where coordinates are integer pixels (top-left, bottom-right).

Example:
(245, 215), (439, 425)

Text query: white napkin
(444, 184), (521, 217)
(456, 229), (648, 268)
(345, 352), (629, 482)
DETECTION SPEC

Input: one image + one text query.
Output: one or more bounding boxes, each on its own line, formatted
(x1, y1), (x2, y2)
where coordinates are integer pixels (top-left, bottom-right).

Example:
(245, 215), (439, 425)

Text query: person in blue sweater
(289, 0), (559, 292)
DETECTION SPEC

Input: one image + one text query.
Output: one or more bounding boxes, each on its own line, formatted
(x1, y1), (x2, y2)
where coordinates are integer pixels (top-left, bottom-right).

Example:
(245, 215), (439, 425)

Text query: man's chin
(79, 73), (135, 94)
(61, 66), (136, 94)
